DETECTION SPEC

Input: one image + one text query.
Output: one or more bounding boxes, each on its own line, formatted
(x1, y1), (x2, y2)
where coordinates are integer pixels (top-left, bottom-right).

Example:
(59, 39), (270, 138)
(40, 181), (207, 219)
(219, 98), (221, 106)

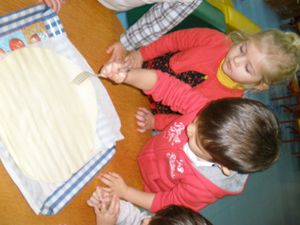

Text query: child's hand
(124, 50), (143, 69)
(99, 62), (128, 84)
(98, 172), (129, 199)
(135, 107), (154, 133)
(95, 195), (120, 225)
(106, 42), (128, 63)
(39, 0), (64, 13)
(87, 187), (111, 208)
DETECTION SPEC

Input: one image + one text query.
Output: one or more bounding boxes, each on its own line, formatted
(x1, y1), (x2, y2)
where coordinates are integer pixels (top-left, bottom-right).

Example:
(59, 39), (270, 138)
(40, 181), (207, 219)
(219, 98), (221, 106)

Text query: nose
(233, 55), (246, 65)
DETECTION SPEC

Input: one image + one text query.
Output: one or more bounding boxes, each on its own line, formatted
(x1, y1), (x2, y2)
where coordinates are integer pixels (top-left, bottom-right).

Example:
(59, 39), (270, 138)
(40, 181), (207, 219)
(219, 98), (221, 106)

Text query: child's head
(224, 29), (300, 90)
(144, 205), (212, 225)
(187, 98), (280, 174)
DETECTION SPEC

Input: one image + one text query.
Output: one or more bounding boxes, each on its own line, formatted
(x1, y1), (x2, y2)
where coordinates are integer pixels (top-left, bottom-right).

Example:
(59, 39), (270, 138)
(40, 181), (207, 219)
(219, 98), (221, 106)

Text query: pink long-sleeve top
(138, 71), (246, 212)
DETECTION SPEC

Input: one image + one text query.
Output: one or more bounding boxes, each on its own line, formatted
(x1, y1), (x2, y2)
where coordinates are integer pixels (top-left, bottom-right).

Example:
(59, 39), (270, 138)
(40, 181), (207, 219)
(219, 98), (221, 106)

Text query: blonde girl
(124, 28), (300, 132)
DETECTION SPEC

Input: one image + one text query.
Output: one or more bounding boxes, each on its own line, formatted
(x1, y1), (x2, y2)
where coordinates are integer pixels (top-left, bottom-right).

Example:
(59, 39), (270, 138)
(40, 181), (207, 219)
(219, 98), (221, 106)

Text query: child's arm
(154, 114), (181, 131)
(99, 172), (215, 213)
(119, 2), (201, 51)
(140, 28), (226, 61)
(100, 62), (208, 115)
(121, 28), (226, 69)
(100, 62), (157, 90)
(99, 172), (154, 210)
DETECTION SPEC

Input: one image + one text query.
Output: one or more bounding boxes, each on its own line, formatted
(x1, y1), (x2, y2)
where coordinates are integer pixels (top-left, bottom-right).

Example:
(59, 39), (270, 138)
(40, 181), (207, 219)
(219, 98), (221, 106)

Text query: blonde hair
(228, 29), (300, 88)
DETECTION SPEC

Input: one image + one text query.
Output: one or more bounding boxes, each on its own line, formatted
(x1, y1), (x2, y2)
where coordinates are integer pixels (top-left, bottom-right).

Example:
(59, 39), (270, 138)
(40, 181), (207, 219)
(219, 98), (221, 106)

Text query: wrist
(120, 185), (132, 200)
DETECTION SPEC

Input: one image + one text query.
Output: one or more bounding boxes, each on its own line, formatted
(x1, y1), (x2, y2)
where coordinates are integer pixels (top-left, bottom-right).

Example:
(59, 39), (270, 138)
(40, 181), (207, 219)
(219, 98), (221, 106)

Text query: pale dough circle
(0, 47), (97, 182)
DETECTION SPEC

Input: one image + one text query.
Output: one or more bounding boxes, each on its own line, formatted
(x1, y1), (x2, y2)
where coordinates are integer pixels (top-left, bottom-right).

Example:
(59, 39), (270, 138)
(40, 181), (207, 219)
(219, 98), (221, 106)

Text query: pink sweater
(138, 71), (246, 212)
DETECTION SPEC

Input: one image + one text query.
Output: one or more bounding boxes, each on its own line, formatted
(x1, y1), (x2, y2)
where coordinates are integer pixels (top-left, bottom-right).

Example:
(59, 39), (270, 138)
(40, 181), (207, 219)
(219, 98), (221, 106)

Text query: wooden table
(0, 1), (150, 224)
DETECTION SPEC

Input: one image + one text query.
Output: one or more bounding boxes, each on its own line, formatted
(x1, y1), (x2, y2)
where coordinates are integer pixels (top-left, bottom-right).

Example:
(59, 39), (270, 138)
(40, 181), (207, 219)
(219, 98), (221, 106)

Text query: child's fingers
(87, 198), (98, 207)
(86, 199), (93, 207)
(137, 123), (147, 133)
(124, 56), (133, 68)
(87, 201), (101, 210)
(108, 195), (120, 214)
(136, 114), (146, 123)
(43, 0), (60, 13)
(136, 120), (146, 128)
(99, 201), (107, 213)
(114, 72), (127, 83)
(97, 187), (112, 203)
(94, 205), (101, 215)
(96, 186), (105, 201)
(106, 43), (120, 55)
(101, 171), (118, 180)
(136, 110), (147, 118)
(98, 187), (111, 199)
(99, 177), (112, 187)
(87, 199), (95, 207)
(137, 127), (146, 133)
(137, 107), (151, 116)
(99, 173), (114, 183)
(54, 0), (62, 12)
(100, 187), (113, 194)
(91, 190), (101, 202)
(50, 0), (58, 12)
(106, 45), (114, 54)
(99, 64), (112, 77)
(107, 171), (122, 179)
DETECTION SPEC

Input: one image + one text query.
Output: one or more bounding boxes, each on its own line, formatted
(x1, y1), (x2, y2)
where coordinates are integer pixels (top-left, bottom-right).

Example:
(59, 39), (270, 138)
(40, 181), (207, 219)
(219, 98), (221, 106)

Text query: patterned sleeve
(117, 200), (148, 225)
(120, 0), (203, 50)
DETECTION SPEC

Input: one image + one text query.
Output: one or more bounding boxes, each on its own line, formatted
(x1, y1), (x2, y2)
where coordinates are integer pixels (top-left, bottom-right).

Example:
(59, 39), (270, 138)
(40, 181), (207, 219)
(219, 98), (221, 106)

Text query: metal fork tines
(72, 71), (97, 85)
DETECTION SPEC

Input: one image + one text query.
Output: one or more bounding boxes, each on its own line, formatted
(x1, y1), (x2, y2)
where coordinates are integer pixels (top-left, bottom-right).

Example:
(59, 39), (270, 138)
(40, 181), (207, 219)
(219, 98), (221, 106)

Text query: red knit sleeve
(154, 114), (180, 131)
(144, 70), (208, 115)
(140, 28), (226, 61)
(150, 180), (218, 212)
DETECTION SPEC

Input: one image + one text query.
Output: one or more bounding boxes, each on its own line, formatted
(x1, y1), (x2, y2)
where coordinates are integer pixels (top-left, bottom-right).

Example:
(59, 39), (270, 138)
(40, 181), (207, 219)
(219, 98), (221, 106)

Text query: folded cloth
(0, 4), (123, 215)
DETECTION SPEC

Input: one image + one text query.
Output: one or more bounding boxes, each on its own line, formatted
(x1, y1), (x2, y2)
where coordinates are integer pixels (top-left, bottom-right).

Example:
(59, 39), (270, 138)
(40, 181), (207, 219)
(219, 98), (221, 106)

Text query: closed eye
(239, 45), (244, 53)
(245, 64), (250, 74)
(240, 43), (246, 54)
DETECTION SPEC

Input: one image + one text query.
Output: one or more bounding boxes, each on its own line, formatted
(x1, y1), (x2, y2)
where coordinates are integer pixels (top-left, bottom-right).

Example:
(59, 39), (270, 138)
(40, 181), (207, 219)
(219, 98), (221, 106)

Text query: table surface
(0, 1), (150, 224)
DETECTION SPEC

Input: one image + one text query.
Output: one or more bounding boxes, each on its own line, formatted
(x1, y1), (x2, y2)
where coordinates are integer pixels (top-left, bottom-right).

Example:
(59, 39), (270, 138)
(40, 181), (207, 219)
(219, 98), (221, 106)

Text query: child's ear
(255, 82), (269, 91)
(220, 166), (231, 176)
(142, 217), (152, 225)
(186, 123), (196, 138)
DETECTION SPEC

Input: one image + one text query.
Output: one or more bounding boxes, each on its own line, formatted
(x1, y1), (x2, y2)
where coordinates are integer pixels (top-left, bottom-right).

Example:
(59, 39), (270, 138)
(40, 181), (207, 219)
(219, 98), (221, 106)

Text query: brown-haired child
(98, 62), (280, 212)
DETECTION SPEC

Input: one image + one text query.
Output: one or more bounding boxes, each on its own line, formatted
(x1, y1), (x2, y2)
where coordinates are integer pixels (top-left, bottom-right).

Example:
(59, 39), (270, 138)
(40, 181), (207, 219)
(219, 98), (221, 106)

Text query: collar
(217, 59), (243, 90)
(183, 143), (215, 167)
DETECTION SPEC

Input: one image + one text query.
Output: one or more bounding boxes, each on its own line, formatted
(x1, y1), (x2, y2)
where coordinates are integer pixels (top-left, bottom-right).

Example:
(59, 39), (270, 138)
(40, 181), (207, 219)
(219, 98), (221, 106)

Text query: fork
(72, 71), (98, 85)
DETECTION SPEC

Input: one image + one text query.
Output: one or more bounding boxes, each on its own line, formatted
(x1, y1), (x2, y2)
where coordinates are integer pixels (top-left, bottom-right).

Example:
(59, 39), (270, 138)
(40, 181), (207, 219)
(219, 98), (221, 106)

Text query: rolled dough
(0, 47), (97, 182)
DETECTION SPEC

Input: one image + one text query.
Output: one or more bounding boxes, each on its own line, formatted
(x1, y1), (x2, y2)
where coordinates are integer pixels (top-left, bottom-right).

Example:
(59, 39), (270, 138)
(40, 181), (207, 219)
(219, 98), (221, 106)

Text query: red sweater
(140, 28), (243, 130)
(139, 71), (246, 212)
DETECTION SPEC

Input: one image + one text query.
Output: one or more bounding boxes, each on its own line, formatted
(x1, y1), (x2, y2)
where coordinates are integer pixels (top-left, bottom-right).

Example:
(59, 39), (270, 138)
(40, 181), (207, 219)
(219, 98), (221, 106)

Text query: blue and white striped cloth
(0, 4), (123, 215)
(0, 4), (63, 38)
(40, 146), (116, 215)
